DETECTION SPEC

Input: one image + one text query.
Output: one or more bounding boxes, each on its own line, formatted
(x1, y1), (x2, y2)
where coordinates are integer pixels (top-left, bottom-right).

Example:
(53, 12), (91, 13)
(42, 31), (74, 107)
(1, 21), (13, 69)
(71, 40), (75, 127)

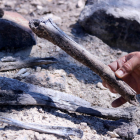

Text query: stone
(79, 0), (140, 51)
(107, 131), (119, 138)
(16, 68), (27, 76)
(18, 8), (28, 14)
(0, 9), (36, 51)
(76, 0), (85, 9)
(42, 14), (62, 25)
(21, 72), (30, 77)
(96, 82), (107, 90)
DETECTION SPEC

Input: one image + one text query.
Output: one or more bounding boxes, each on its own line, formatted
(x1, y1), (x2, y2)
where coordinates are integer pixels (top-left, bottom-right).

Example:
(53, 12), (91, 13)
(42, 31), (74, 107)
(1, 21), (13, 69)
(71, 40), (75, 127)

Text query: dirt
(0, 0), (139, 140)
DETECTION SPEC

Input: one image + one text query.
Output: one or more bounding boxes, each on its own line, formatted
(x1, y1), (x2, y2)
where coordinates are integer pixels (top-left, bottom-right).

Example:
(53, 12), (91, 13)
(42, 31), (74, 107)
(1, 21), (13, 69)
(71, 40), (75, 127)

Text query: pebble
(37, 5), (43, 10)
(107, 131), (119, 138)
(96, 82), (107, 90)
(21, 72), (30, 77)
(31, 0), (42, 6)
(36, 66), (42, 72)
(117, 50), (122, 55)
(18, 8), (28, 14)
(38, 108), (44, 113)
(16, 68), (27, 76)
(42, 14), (62, 25)
(34, 132), (42, 140)
(76, 0), (85, 9)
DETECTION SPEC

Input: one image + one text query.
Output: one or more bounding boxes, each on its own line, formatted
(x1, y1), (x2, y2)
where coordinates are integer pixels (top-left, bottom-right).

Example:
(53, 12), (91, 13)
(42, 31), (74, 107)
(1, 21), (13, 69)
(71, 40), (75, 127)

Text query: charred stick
(0, 56), (57, 71)
(29, 18), (139, 106)
(0, 76), (91, 110)
(0, 77), (140, 127)
(0, 77), (139, 139)
(0, 117), (83, 138)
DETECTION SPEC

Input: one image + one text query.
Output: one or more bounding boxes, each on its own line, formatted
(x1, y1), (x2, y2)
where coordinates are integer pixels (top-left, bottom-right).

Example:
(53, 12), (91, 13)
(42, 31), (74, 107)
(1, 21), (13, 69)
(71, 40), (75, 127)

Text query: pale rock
(42, 14), (62, 25)
(16, 68), (27, 76)
(76, 0), (85, 9)
(36, 66), (41, 72)
(34, 132), (42, 140)
(37, 5), (43, 10)
(107, 131), (119, 138)
(5, 1), (16, 9)
(21, 72), (30, 77)
(96, 82), (107, 90)
(38, 108), (44, 113)
(18, 8), (28, 14)
(31, 0), (42, 6)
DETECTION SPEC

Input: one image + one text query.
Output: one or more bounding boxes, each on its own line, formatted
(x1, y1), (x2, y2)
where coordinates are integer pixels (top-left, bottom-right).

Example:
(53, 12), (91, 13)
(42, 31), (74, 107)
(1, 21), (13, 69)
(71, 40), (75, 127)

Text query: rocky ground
(0, 0), (139, 140)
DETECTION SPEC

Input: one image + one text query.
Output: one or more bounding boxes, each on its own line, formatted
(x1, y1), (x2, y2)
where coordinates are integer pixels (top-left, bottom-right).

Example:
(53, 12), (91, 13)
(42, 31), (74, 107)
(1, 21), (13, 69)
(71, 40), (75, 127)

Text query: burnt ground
(0, 0), (139, 140)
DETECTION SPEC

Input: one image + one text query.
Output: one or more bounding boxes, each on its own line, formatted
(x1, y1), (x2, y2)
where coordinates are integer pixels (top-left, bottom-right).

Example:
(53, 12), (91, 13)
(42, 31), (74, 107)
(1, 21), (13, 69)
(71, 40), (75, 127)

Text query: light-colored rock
(18, 8), (28, 14)
(21, 72), (30, 77)
(76, 0), (85, 9)
(96, 82), (107, 90)
(31, 0), (42, 6)
(36, 66), (42, 72)
(37, 5), (43, 10)
(16, 68), (27, 76)
(42, 14), (62, 25)
(107, 131), (119, 138)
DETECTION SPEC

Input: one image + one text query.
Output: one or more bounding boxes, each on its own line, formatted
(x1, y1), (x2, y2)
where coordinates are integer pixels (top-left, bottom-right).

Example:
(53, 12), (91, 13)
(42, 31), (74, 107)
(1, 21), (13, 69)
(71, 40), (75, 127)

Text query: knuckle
(123, 62), (132, 72)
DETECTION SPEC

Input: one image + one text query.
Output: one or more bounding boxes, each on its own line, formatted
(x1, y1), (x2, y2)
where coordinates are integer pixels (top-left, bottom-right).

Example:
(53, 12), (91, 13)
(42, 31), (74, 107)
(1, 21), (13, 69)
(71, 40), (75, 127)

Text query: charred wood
(29, 18), (139, 106)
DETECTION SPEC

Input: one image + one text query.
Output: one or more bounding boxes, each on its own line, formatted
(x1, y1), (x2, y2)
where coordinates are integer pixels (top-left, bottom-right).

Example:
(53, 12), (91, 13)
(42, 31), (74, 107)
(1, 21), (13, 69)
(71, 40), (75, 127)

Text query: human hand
(102, 52), (140, 107)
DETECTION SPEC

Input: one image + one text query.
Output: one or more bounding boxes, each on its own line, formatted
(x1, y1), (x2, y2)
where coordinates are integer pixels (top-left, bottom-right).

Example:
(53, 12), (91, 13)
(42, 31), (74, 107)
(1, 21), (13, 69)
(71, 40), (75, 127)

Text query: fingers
(102, 52), (140, 107)
(111, 96), (127, 107)
(115, 53), (140, 78)
(108, 56), (126, 72)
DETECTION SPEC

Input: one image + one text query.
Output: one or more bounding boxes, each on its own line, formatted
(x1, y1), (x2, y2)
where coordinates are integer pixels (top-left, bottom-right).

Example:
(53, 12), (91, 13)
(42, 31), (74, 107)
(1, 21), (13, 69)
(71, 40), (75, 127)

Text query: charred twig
(0, 56), (57, 71)
(0, 116), (83, 138)
(0, 77), (139, 138)
(29, 18), (139, 106)
(0, 76), (91, 110)
(0, 77), (139, 125)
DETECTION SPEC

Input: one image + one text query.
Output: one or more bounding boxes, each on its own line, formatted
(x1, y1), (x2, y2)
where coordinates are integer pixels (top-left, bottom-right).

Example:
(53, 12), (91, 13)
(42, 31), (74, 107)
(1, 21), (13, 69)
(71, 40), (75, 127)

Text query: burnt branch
(29, 18), (139, 106)
(0, 76), (91, 110)
(0, 117), (83, 138)
(0, 56), (57, 71)
(0, 77), (139, 138)
(0, 76), (140, 126)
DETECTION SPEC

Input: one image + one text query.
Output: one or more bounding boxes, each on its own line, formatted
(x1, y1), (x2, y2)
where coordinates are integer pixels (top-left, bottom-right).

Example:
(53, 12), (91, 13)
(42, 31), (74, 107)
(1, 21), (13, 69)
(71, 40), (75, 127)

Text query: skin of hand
(102, 51), (140, 107)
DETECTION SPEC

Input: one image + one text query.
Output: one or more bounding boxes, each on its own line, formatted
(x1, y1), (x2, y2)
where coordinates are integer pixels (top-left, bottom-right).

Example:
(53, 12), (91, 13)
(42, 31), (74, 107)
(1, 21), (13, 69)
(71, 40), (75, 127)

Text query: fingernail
(115, 70), (124, 77)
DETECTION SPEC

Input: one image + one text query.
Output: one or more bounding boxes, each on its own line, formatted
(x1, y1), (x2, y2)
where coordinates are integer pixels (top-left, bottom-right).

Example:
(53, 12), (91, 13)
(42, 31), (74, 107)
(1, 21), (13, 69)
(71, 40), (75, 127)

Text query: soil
(0, 0), (139, 140)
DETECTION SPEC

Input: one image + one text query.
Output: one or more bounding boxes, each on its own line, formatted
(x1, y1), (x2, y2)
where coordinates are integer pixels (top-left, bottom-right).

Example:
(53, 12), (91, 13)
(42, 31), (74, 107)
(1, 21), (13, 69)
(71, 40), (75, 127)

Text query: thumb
(115, 55), (139, 78)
